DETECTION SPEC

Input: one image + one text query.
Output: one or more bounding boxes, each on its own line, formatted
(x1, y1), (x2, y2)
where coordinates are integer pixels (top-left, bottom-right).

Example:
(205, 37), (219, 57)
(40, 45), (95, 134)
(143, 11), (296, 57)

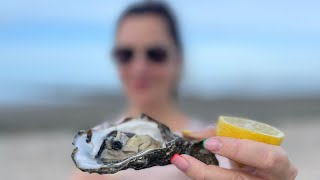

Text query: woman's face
(115, 14), (181, 107)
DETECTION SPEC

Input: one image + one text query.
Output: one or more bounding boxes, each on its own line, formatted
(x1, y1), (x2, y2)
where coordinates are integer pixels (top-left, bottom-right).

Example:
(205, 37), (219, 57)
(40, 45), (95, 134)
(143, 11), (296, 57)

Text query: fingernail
(181, 130), (193, 135)
(170, 154), (189, 172)
(203, 137), (222, 151)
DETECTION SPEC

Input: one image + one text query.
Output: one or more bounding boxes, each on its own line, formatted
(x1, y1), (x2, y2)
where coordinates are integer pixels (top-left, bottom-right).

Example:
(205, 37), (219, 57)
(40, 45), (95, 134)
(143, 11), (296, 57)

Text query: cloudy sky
(1, 0), (320, 104)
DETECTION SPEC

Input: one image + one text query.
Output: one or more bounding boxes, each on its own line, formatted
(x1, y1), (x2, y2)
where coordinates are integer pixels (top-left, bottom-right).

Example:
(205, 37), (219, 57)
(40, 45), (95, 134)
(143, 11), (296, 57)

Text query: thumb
(181, 127), (216, 140)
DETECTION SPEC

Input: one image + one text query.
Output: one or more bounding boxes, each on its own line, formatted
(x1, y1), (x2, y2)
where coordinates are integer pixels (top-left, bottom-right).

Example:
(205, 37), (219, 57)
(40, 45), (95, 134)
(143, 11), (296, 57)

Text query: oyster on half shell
(71, 114), (218, 174)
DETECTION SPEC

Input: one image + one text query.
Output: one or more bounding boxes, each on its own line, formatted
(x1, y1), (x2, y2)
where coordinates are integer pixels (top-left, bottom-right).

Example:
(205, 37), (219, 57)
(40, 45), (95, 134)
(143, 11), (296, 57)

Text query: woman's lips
(132, 80), (149, 91)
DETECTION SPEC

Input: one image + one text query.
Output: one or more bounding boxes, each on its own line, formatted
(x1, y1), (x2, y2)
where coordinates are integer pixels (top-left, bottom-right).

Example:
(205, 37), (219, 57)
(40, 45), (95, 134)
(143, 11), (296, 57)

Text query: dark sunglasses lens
(113, 48), (133, 65)
(147, 47), (167, 64)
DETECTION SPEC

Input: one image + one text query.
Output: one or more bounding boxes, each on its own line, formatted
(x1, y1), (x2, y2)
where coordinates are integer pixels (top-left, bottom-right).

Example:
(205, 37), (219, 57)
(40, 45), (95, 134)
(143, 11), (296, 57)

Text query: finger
(181, 127), (216, 140)
(203, 137), (288, 170)
(170, 154), (260, 180)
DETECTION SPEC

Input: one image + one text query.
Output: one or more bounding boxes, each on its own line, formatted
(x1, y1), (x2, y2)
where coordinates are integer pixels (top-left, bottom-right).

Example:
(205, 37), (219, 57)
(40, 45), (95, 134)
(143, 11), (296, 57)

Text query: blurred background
(1, 0), (319, 179)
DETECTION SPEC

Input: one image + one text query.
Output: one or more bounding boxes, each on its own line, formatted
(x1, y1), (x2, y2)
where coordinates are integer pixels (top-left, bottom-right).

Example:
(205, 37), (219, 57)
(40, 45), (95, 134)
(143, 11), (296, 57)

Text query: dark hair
(116, 1), (183, 54)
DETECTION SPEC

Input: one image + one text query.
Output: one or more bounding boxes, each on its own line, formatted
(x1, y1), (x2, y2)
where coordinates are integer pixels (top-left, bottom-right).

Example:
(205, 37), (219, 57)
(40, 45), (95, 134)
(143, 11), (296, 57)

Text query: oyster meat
(71, 114), (218, 174)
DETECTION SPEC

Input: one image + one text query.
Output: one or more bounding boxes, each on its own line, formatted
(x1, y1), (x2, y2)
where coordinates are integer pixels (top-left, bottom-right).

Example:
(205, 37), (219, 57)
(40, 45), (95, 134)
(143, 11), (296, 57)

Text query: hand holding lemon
(172, 116), (298, 180)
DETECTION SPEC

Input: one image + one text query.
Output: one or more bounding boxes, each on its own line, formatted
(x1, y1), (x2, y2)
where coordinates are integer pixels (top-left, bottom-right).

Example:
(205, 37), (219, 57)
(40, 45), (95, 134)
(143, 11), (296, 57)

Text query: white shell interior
(73, 116), (165, 170)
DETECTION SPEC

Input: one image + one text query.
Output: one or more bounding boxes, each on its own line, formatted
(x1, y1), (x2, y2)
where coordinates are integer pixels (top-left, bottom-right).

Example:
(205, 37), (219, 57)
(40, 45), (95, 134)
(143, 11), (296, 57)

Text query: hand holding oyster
(71, 114), (218, 174)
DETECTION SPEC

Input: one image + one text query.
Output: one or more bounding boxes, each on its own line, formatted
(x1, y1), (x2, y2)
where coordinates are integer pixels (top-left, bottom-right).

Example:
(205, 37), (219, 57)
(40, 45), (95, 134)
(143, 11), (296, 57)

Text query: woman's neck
(125, 99), (189, 131)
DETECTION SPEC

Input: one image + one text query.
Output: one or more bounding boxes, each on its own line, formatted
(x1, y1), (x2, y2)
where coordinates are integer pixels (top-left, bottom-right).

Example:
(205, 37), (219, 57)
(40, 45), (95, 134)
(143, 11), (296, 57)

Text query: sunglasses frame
(112, 45), (176, 65)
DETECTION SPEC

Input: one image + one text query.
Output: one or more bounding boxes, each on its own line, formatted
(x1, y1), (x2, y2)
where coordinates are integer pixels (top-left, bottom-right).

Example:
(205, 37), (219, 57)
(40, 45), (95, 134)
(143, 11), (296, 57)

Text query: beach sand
(1, 97), (319, 179)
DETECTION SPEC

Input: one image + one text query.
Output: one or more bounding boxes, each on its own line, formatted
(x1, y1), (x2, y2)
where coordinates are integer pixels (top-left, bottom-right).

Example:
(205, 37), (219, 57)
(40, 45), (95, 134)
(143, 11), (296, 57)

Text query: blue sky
(1, 0), (320, 104)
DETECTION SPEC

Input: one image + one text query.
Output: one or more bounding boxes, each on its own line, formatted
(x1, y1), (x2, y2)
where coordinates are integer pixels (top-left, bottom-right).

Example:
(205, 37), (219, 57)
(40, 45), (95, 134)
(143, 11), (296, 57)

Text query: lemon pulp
(216, 116), (285, 145)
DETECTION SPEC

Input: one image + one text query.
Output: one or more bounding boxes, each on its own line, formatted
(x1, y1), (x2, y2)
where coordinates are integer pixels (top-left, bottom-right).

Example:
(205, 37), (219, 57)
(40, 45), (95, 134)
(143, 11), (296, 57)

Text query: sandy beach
(1, 97), (319, 180)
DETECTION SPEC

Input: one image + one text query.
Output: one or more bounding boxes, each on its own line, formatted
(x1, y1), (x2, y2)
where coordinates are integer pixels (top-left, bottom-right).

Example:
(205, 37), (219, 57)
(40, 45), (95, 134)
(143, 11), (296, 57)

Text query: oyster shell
(71, 114), (218, 174)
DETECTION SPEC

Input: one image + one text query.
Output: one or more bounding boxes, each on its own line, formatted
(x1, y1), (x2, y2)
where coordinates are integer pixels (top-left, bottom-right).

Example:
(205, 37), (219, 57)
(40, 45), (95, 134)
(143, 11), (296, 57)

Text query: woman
(72, 1), (297, 180)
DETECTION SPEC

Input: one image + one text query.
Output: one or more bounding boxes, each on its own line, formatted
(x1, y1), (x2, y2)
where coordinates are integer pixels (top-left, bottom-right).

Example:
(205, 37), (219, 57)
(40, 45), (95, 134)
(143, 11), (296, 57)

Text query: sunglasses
(112, 46), (168, 65)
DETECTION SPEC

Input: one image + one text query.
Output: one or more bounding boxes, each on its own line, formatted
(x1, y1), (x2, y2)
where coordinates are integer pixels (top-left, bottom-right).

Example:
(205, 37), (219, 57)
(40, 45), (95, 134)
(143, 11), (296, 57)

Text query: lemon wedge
(216, 116), (285, 145)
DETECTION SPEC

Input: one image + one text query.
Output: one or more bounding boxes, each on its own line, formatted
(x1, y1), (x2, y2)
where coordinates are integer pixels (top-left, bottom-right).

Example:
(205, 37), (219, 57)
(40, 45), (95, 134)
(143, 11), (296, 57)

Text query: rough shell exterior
(71, 114), (218, 174)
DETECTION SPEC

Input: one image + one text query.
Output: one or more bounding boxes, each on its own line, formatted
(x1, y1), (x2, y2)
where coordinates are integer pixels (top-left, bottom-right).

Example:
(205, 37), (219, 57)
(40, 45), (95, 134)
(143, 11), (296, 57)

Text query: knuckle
(257, 149), (270, 168)
(262, 150), (278, 169)
(262, 147), (287, 170)
(229, 139), (242, 159)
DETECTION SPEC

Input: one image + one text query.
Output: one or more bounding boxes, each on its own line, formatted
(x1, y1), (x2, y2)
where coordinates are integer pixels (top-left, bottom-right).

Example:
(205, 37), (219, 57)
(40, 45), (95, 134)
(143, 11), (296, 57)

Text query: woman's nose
(130, 54), (148, 74)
